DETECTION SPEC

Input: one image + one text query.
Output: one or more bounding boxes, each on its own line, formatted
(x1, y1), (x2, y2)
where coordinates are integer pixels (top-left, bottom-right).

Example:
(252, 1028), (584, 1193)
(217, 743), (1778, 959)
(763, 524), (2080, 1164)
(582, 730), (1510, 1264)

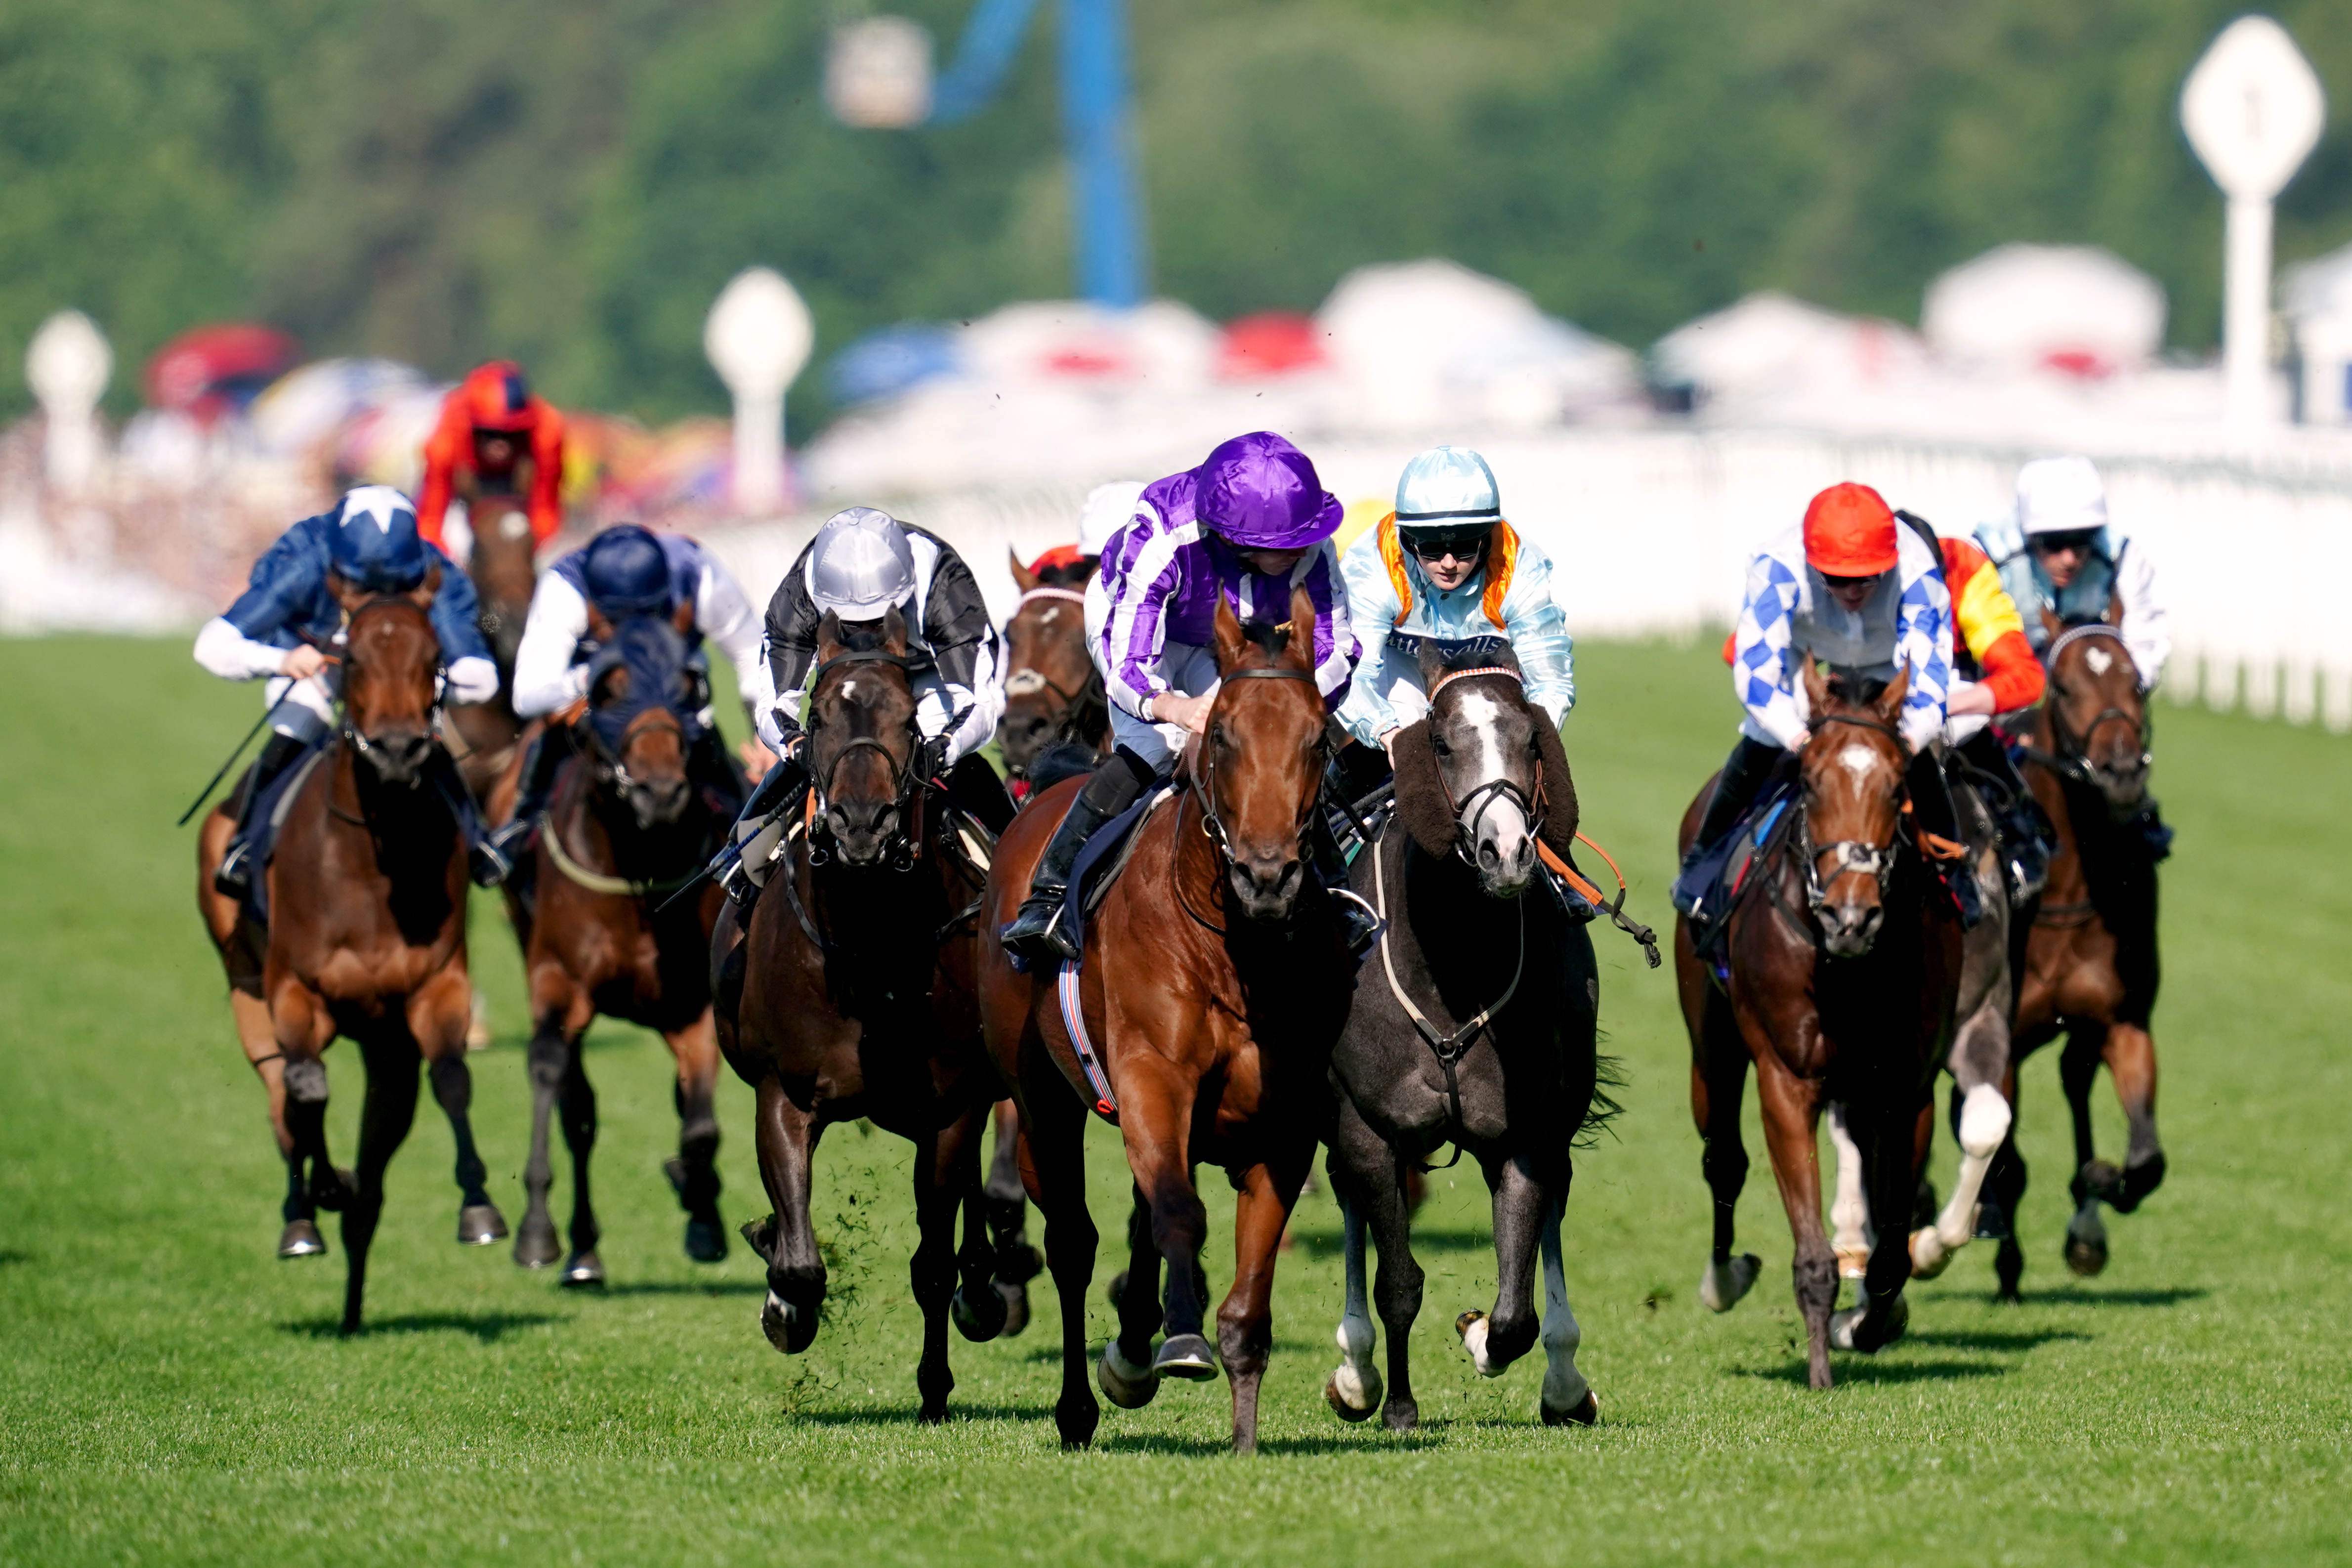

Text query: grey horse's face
(1425, 669), (1541, 898)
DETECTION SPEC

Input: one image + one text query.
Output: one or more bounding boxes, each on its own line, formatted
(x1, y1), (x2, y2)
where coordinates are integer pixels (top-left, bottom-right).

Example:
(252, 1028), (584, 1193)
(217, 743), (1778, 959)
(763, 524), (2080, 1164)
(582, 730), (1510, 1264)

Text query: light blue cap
(1395, 446), (1501, 528)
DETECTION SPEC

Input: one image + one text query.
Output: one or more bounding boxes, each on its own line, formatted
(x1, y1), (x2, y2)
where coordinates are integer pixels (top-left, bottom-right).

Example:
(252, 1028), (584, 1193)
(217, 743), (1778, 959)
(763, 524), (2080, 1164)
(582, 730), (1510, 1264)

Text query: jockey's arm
(196, 524), (328, 681)
(756, 570), (819, 757)
(194, 617), (304, 681)
(1499, 546), (1575, 725)
(423, 552), (500, 705)
(1731, 554), (1810, 750)
(919, 547), (1005, 763)
(2114, 537), (2170, 689)
(414, 420), (463, 549)
(690, 550), (768, 714)
(1891, 545), (1955, 754)
(1100, 523), (1185, 722)
(511, 571), (593, 719)
(1303, 543), (1360, 709)
(1334, 538), (1401, 748)
(1944, 542), (2044, 717)
(525, 409), (566, 546)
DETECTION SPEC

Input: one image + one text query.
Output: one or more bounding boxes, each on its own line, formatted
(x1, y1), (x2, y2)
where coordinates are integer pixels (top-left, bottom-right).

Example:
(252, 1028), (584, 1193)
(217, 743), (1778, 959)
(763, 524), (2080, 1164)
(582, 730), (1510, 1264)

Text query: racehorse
(994, 549), (1110, 783)
(1984, 604), (2165, 1294)
(501, 608), (730, 1285)
(1320, 641), (1606, 1431)
(978, 588), (1356, 1453)
(1674, 659), (1962, 1389)
(263, 578), (507, 1333)
(444, 493), (533, 802)
(713, 607), (1011, 1421)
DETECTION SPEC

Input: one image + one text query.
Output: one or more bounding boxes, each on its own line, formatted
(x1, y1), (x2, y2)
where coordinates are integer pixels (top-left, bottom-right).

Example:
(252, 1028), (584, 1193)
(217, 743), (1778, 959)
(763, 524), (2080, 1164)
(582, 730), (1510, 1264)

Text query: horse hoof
(1831, 1294), (1909, 1353)
(1381, 1399), (1421, 1432)
(2116, 1151), (2166, 1212)
(1828, 1307), (1862, 1351)
(1699, 1253), (1761, 1313)
(952, 1282), (1009, 1343)
(683, 1217), (728, 1264)
(2064, 1231), (2109, 1276)
(1909, 1227), (1954, 1280)
(1541, 1389), (1599, 1427)
(1974, 1200), (2011, 1241)
(277, 1219), (326, 1260)
(310, 1167), (357, 1213)
(763, 1289), (818, 1355)
(457, 1203), (508, 1246)
(1455, 1310), (1506, 1378)
(993, 1278), (1031, 1338)
(1152, 1333), (1218, 1382)
(1835, 1245), (1871, 1282)
(1097, 1341), (1159, 1408)
(1324, 1364), (1382, 1422)
(514, 1215), (560, 1270)
(560, 1251), (605, 1288)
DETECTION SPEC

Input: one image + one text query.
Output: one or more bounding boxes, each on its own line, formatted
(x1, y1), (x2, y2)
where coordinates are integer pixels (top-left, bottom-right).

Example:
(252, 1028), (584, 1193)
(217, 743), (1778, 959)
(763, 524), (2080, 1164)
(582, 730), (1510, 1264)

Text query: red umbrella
(144, 324), (302, 423)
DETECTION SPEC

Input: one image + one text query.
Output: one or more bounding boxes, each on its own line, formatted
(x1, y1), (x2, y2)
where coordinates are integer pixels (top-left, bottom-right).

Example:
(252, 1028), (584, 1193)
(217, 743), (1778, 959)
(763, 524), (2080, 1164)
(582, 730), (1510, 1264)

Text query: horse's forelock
(344, 596), (440, 720)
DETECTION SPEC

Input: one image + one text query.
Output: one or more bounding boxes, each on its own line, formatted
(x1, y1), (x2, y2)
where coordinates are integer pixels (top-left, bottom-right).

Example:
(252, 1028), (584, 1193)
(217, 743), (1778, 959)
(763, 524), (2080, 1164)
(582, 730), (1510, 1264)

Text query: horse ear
(1873, 663), (1910, 729)
(327, 568), (369, 617)
(1212, 592), (1248, 673)
(1076, 555), (1101, 586)
(815, 609), (845, 664)
(1008, 548), (1039, 593)
(1283, 584), (1317, 669)
(407, 560), (441, 608)
(1801, 653), (1830, 717)
(672, 596), (695, 636)
(1414, 636), (1447, 690)
(2038, 603), (2064, 643)
(881, 603), (910, 657)
(2103, 592), (2124, 628)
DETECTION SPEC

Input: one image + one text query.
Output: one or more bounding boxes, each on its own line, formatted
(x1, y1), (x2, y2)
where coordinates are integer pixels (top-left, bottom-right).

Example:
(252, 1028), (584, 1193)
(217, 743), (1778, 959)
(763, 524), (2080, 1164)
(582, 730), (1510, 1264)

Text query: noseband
(1188, 665), (1323, 871)
(2033, 624), (2151, 786)
(1795, 713), (1906, 918)
(1424, 665), (1546, 867)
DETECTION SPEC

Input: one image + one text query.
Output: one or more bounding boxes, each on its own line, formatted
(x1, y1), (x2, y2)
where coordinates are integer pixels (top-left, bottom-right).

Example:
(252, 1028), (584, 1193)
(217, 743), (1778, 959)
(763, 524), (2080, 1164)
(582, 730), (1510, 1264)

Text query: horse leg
(1096, 1184), (1164, 1408)
(1318, 1099), (1399, 1425)
(1219, 1151), (1310, 1455)
(557, 1045), (603, 1286)
(1538, 1190), (1598, 1425)
(983, 1099), (1041, 1333)
(1693, 1005), (1761, 1311)
(1987, 1064), (2030, 1300)
(514, 1017), (567, 1269)
(751, 1077), (825, 1353)
(339, 1035), (421, 1334)
(1321, 1185), (1384, 1423)
(1824, 1102), (1875, 1295)
(236, 990), (322, 1258)
(424, 1054), (506, 1247)
(1916, 914), (2016, 1275)
(662, 1011), (727, 1263)
(945, 1107), (1008, 1345)
(2059, 1024), (2111, 1276)
(1022, 1086), (1101, 1448)
(1459, 1151), (1547, 1378)
(2102, 1021), (2164, 1212)
(1834, 1092), (1922, 1355)
(908, 1126), (960, 1422)
(1755, 1060), (1836, 1388)
(1123, 1080), (1215, 1382)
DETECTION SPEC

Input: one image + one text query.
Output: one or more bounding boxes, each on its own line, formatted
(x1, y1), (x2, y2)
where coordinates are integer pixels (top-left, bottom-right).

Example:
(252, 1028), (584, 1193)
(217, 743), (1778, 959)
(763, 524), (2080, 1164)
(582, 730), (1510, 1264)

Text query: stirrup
(1002, 895), (1077, 963)
(212, 841), (254, 901)
(469, 839), (513, 889)
(718, 852), (758, 912)
(1331, 887), (1382, 957)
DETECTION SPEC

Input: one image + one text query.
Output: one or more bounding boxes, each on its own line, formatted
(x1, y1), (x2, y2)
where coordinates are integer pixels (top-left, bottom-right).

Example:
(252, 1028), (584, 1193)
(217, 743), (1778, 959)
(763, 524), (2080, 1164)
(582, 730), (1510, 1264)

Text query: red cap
(458, 361), (538, 432)
(1802, 483), (1899, 577)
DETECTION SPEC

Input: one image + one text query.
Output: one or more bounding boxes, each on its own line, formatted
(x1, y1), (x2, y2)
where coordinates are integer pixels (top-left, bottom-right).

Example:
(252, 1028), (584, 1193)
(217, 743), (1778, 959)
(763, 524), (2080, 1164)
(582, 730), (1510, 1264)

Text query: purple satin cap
(1191, 431), (1343, 551)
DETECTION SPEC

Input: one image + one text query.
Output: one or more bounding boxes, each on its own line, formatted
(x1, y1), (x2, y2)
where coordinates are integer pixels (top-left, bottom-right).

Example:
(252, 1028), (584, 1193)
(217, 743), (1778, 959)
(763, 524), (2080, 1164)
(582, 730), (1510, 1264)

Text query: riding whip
(176, 688), (298, 826)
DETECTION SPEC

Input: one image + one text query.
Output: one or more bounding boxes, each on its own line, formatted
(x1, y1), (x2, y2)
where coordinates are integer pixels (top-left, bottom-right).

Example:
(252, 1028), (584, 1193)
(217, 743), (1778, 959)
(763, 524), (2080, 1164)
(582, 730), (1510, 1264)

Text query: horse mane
(1234, 618), (1292, 663)
(1389, 639), (1577, 860)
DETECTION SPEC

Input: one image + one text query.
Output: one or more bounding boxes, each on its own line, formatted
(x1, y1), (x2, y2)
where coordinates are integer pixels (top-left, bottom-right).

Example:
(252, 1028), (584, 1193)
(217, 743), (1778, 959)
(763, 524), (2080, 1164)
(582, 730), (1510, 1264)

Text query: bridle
(1792, 713), (1907, 919)
(1423, 664), (1547, 867)
(337, 597), (446, 764)
(2029, 623), (2151, 787)
(1005, 588), (1108, 759)
(1187, 664), (1324, 872)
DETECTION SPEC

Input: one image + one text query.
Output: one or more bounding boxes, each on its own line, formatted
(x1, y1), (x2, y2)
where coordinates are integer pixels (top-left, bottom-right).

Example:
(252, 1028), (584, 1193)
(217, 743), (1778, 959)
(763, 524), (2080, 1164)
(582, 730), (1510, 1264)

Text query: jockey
(415, 361), (567, 551)
(192, 486), (504, 897)
(1002, 430), (1370, 962)
(713, 507), (1005, 904)
(1976, 454), (2171, 856)
(1926, 515), (2052, 899)
(1337, 446), (1575, 751)
(1674, 481), (1979, 926)
(488, 523), (769, 863)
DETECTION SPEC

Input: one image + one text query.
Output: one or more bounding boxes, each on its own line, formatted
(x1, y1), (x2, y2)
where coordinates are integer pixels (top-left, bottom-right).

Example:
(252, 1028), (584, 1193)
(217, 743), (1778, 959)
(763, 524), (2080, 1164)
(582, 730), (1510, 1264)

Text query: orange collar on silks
(1376, 514), (1520, 632)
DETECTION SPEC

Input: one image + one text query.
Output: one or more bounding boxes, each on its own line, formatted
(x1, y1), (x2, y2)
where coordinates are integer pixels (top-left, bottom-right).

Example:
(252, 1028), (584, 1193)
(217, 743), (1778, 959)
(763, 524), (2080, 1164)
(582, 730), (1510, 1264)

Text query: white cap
(1077, 480), (1146, 557)
(1395, 446), (1502, 527)
(2016, 455), (2108, 536)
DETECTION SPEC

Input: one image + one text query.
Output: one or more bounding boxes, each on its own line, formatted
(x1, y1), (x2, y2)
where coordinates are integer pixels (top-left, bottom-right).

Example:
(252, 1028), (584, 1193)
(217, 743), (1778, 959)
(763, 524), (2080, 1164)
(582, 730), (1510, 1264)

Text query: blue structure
(893, 0), (1146, 309)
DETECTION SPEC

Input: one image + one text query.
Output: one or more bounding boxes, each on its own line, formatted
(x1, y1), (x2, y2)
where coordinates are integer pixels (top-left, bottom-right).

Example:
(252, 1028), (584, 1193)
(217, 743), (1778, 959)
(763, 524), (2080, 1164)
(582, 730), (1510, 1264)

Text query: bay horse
(713, 606), (1011, 1421)
(995, 548), (1110, 783)
(502, 607), (730, 1285)
(1674, 659), (1962, 1388)
(1320, 641), (1606, 1431)
(1983, 604), (2165, 1294)
(978, 588), (1357, 1453)
(265, 576), (508, 1333)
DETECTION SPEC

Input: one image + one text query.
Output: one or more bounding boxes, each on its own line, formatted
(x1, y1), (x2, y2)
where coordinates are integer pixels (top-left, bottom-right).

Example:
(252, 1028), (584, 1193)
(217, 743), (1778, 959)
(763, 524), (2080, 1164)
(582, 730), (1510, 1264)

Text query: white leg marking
(1538, 1198), (1592, 1416)
(1327, 1194), (1382, 1414)
(1934, 1084), (2013, 1248)
(1826, 1101), (1873, 1281)
(1699, 1253), (1760, 1312)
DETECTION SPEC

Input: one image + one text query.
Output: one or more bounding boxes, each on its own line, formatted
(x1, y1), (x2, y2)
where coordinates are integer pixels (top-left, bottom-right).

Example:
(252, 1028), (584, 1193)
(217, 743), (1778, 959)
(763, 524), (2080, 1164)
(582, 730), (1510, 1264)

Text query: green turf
(2, 635), (2347, 1568)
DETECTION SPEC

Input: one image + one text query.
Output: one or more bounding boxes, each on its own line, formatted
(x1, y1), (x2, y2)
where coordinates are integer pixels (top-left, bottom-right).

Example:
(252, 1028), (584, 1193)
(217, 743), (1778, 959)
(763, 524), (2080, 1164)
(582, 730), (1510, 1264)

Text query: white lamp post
(703, 267), (814, 517)
(2181, 15), (2327, 430)
(25, 310), (112, 491)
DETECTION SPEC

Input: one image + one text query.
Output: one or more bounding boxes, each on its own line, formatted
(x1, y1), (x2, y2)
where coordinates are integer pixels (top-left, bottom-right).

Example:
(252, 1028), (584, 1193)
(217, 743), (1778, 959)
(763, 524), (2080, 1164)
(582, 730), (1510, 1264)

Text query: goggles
(2030, 529), (2100, 556)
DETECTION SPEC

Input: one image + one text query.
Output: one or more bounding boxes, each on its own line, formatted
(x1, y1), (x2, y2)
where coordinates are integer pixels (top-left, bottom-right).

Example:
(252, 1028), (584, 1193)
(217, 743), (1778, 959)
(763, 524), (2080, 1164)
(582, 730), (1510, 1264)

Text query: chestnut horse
(1984, 605), (2166, 1294)
(502, 608), (730, 1285)
(266, 580), (507, 1333)
(994, 548), (1110, 782)
(1321, 641), (1605, 1431)
(713, 607), (1011, 1421)
(978, 588), (1356, 1453)
(1675, 661), (1961, 1388)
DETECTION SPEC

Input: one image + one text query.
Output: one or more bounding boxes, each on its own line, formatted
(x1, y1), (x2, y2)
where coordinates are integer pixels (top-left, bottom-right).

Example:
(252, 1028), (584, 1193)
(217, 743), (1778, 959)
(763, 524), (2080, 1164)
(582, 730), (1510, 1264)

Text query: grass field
(2, 634), (2348, 1568)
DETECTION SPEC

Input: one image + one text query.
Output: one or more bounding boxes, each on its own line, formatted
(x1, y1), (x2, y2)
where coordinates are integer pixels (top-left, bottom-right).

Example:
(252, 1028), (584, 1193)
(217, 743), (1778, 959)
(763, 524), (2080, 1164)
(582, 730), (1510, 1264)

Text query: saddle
(1023, 781), (1177, 973)
(1672, 775), (1801, 963)
(240, 739), (332, 927)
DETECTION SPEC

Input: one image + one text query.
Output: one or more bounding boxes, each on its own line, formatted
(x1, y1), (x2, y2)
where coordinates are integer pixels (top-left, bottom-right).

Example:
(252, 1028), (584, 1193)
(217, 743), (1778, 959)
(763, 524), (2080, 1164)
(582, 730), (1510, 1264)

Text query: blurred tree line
(6, 0), (2352, 426)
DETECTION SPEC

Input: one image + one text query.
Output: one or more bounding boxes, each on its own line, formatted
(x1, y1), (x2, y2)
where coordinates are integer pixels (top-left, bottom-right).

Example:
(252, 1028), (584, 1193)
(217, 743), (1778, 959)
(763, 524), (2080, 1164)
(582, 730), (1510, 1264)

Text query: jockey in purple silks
(1001, 430), (1374, 962)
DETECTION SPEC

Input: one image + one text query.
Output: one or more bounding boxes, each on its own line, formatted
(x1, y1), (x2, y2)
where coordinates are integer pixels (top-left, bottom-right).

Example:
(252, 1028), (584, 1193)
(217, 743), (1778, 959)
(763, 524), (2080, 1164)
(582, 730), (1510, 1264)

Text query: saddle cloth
(242, 740), (332, 927)
(1671, 775), (1800, 958)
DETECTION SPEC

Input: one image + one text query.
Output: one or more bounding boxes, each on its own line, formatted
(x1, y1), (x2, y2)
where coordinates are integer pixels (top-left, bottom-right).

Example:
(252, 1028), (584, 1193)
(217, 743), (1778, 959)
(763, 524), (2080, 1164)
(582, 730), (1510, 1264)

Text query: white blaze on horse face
(1041, 606), (1061, 625)
(840, 678), (858, 701)
(1453, 687), (1530, 848)
(2084, 647), (2113, 677)
(1003, 669), (1049, 696)
(1838, 744), (1877, 781)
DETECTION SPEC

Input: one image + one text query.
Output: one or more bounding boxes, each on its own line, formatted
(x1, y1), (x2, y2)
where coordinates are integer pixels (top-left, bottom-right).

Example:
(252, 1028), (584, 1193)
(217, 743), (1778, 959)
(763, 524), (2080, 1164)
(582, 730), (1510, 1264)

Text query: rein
(541, 815), (700, 897)
(1372, 823), (1523, 1172)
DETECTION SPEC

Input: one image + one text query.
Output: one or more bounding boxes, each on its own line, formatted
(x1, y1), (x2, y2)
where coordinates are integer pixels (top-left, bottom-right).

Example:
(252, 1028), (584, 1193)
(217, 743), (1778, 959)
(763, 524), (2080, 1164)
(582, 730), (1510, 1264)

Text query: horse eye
(1431, 733), (1451, 756)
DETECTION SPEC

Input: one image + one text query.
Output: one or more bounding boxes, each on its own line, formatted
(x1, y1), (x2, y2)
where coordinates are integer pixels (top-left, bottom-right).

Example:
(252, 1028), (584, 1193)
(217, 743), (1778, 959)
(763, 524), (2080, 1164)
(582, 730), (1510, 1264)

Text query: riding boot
(1906, 747), (1982, 929)
(1001, 748), (1155, 963)
(713, 746), (811, 910)
(1308, 805), (1381, 957)
(213, 731), (309, 901)
(487, 724), (572, 863)
(1671, 735), (1781, 917)
(1958, 727), (2049, 901)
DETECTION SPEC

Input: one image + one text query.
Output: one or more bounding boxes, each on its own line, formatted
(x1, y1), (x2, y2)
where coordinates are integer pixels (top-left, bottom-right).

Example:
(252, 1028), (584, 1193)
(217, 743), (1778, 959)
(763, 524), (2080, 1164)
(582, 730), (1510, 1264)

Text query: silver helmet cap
(1394, 446), (1502, 527)
(807, 506), (917, 617)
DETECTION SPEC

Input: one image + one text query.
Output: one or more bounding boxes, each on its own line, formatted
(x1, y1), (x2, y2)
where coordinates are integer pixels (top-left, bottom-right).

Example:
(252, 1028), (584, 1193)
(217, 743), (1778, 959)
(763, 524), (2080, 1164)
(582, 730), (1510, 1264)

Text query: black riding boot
(1957, 727), (2050, 901)
(1685, 738), (1780, 866)
(1001, 748), (1156, 963)
(487, 724), (573, 863)
(213, 731), (310, 901)
(1309, 802), (1381, 957)
(1906, 747), (1983, 929)
(713, 747), (811, 909)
